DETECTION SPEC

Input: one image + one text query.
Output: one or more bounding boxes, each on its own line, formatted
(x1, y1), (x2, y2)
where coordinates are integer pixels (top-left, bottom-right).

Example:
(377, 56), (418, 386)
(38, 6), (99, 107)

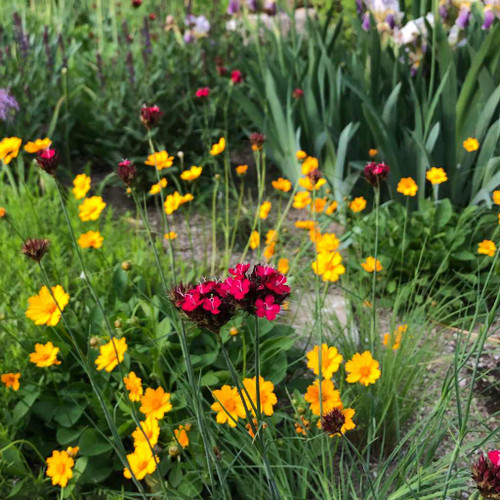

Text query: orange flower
(426, 167), (447, 185)
(249, 230), (260, 249)
(259, 201), (272, 219)
(301, 156), (318, 175)
(174, 424), (191, 448)
(477, 240), (496, 257)
(304, 379), (342, 416)
(368, 148), (378, 158)
(132, 416), (160, 447)
(72, 174), (91, 199)
(242, 376), (278, 416)
(124, 371), (143, 402)
(0, 207), (5, 218)
(149, 178), (167, 195)
(397, 177), (418, 197)
(140, 387), (172, 419)
(210, 137), (226, 156)
(463, 137), (479, 152)
(345, 351), (381, 386)
(26, 285), (69, 326)
(325, 201), (338, 214)
(295, 220), (316, 230)
(272, 177), (292, 193)
(315, 233), (340, 253)
(236, 164), (248, 175)
(349, 197), (366, 213)
(493, 190), (500, 205)
(278, 258), (289, 274)
(78, 196), (106, 221)
(306, 344), (343, 379)
(78, 230), (103, 249)
(29, 342), (61, 367)
(145, 151), (174, 170)
(361, 256), (383, 273)
(210, 385), (246, 427)
(181, 166), (202, 181)
(293, 192), (311, 209)
(24, 138), (52, 153)
(95, 337), (128, 372)
(299, 176), (326, 191)
(46, 450), (74, 487)
(1, 372), (21, 391)
(296, 150), (307, 161)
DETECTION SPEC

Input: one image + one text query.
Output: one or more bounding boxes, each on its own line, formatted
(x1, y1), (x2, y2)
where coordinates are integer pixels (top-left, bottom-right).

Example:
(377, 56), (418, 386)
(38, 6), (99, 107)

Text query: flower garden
(0, 0), (499, 498)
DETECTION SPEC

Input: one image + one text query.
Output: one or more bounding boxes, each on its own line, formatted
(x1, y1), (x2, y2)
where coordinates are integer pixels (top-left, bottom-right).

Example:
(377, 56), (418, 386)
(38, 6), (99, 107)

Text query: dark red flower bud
(132, 0), (142, 8)
(250, 133), (266, 151)
(293, 88), (304, 99)
(320, 408), (345, 436)
(22, 238), (50, 262)
(149, 13), (156, 20)
(140, 104), (163, 129)
(117, 159), (137, 186)
(364, 161), (390, 186)
(230, 70), (243, 84)
(472, 452), (500, 498)
(35, 148), (60, 176)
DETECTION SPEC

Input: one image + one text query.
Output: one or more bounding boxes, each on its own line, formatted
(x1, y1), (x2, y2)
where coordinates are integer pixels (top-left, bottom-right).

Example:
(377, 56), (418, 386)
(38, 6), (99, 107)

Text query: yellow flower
(463, 137), (479, 152)
(426, 167), (448, 185)
(361, 256), (383, 273)
(0, 137), (22, 164)
(66, 446), (79, 458)
(145, 150), (174, 170)
(349, 196), (367, 213)
(312, 252), (346, 282)
(123, 444), (159, 480)
(278, 258), (289, 274)
(236, 164), (248, 175)
(293, 191), (311, 209)
(26, 285), (69, 326)
(1, 372), (21, 391)
(383, 324), (407, 350)
(211, 385), (246, 427)
(78, 196), (106, 222)
(324, 407), (356, 436)
(272, 177), (292, 193)
(301, 156), (318, 175)
(46, 450), (75, 488)
(306, 344), (343, 379)
(477, 239), (496, 257)
(493, 190), (500, 205)
(242, 376), (278, 416)
(315, 233), (340, 253)
(78, 230), (103, 249)
(259, 201), (272, 219)
(299, 176), (326, 191)
(174, 424), (191, 448)
(296, 150), (307, 160)
(229, 327), (239, 336)
(325, 201), (338, 214)
(164, 191), (192, 215)
(95, 337), (128, 372)
(295, 220), (316, 230)
(263, 242), (275, 260)
(397, 177), (418, 197)
(345, 351), (381, 386)
(149, 178), (167, 195)
(132, 416), (160, 448)
(24, 138), (52, 153)
(0, 207), (5, 218)
(249, 230), (260, 249)
(312, 197), (327, 213)
(181, 165), (202, 181)
(265, 230), (277, 245)
(164, 231), (177, 240)
(304, 379), (342, 416)
(210, 137), (226, 156)
(368, 148), (378, 158)
(72, 174), (91, 199)
(124, 371), (143, 402)
(29, 342), (61, 367)
(140, 387), (172, 419)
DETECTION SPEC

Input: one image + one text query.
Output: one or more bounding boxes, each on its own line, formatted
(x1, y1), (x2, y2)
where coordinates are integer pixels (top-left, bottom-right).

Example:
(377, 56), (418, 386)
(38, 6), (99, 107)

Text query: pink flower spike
(489, 450), (500, 466)
(255, 295), (281, 321)
(203, 296), (221, 315)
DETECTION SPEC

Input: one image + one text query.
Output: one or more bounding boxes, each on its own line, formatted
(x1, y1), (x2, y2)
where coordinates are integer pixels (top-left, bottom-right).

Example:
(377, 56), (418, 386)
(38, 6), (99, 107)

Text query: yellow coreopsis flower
(345, 351), (381, 386)
(397, 177), (418, 197)
(24, 138), (52, 153)
(149, 178), (167, 195)
(263, 242), (275, 260)
(78, 196), (106, 222)
(304, 379), (342, 416)
(164, 231), (177, 240)
(229, 327), (239, 336)
(140, 387), (172, 419)
(181, 166), (202, 181)
(174, 424), (191, 448)
(278, 258), (289, 274)
(293, 191), (311, 209)
(493, 190), (500, 205)
(29, 342), (61, 367)
(124, 371), (143, 402)
(306, 344), (343, 379)
(325, 201), (338, 214)
(272, 177), (292, 192)
(312, 197), (327, 213)
(349, 196), (367, 213)
(426, 167), (448, 185)
(361, 256), (383, 273)
(0, 207), (5, 218)
(123, 444), (159, 480)
(312, 252), (346, 282)
(249, 230), (260, 249)
(383, 324), (407, 350)
(295, 220), (316, 230)
(299, 176), (326, 191)
(477, 239), (496, 257)
(26, 285), (70, 326)
(1, 372), (21, 391)
(145, 150), (174, 170)
(242, 376), (278, 416)
(236, 164), (248, 175)
(259, 201), (272, 219)
(0, 137), (22, 164)
(296, 150), (307, 160)
(265, 230), (277, 245)
(210, 137), (226, 156)
(78, 230), (103, 249)
(132, 416), (160, 448)
(72, 174), (91, 199)
(95, 337), (128, 372)
(463, 137), (479, 152)
(301, 156), (318, 175)
(211, 385), (246, 427)
(46, 450), (75, 488)
(315, 233), (340, 253)
(368, 148), (378, 158)
(66, 446), (79, 458)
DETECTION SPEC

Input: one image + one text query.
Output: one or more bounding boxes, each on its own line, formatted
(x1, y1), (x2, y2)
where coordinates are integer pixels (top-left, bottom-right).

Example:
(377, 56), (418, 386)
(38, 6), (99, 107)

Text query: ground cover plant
(1, 1), (499, 499)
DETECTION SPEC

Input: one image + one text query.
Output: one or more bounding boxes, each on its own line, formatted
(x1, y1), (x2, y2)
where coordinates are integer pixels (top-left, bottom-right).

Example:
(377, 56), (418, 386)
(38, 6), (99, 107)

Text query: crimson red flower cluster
(472, 450), (500, 498)
(363, 161), (390, 186)
(36, 148), (59, 176)
(140, 104), (163, 129)
(170, 263), (290, 333)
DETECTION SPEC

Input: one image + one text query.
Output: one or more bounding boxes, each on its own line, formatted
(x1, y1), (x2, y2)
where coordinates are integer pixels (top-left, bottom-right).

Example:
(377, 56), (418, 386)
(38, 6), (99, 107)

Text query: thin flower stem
(211, 178), (219, 275)
(370, 185), (380, 351)
(229, 176), (245, 252)
(254, 316), (261, 419)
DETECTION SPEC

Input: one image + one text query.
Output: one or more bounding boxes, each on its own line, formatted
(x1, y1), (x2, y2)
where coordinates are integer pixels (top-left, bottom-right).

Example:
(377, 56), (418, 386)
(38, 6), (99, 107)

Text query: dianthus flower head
(364, 161), (390, 186)
(30, 342), (61, 367)
(304, 378), (342, 416)
(78, 196), (106, 221)
(140, 387), (172, 419)
(72, 173), (91, 199)
(1, 372), (21, 391)
(140, 104), (163, 129)
(345, 351), (381, 386)
(46, 450), (75, 488)
(117, 159), (137, 185)
(211, 385), (246, 427)
(123, 444), (159, 480)
(35, 148), (59, 175)
(426, 167), (448, 185)
(95, 337), (128, 372)
(230, 69), (243, 84)
(478, 240), (496, 257)
(24, 138), (52, 153)
(22, 238), (50, 262)
(397, 177), (418, 196)
(26, 285), (69, 326)
(321, 407), (356, 436)
(471, 451), (500, 498)
(250, 132), (266, 152)
(195, 87), (210, 98)
(306, 344), (343, 379)
(0, 136), (22, 165)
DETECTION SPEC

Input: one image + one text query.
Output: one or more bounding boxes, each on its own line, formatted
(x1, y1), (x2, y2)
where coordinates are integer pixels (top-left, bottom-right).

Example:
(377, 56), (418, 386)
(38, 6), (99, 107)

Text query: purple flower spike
(482, 8), (495, 30)
(227, 0), (241, 15)
(455, 6), (470, 29)
(362, 12), (371, 31)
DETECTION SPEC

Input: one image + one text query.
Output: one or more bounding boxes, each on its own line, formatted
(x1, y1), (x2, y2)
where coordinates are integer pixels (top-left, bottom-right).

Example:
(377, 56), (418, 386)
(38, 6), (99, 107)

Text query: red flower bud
(293, 88), (304, 99)
(363, 161), (390, 186)
(22, 238), (50, 262)
(117, 159), (137, 186)
(132, 0), (142, 8)
(35, 148), (59, 176)
(230, 70), (243, 84)
(140, 104), (163, 129)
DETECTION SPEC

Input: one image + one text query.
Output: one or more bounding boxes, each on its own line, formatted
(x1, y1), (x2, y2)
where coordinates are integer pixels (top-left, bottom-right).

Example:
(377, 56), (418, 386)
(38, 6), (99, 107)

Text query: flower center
(57, 462), (67, 475)
(46, 302), (57, 314)
(360, 366), (372, 378)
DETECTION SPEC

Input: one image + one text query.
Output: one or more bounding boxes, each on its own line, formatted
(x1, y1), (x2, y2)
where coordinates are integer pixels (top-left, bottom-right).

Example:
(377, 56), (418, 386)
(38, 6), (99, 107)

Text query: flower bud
(114, 319), (122, 329)
(22, 238), (50, 262)
(35, 148), (59, 176)
(121, 260), (132, 271)
(89, 336), (100, 347)
(363, 161), (390, 186)
(117, 160), (136, 186)
(250, 132), (266, 152)
(140, 104), (163, 129)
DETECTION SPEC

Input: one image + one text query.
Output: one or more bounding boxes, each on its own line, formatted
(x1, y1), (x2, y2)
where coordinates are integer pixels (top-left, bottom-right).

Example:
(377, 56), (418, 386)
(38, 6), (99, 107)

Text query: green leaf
(435, 199), (453, 229)
(56, 426), (84, 445)
(12, 387), (41, 421)
(78, 429), (113, 456)
(54, 403), (85, 428)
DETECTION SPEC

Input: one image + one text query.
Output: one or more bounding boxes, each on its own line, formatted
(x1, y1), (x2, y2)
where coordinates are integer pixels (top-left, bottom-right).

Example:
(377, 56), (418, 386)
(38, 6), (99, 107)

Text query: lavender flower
(227, 0), (241, 15)
(362, 12), (371, 30)
(455, 5), (470, 29)
(0, 89), (19, 122)
(247, 0), (259, 12)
